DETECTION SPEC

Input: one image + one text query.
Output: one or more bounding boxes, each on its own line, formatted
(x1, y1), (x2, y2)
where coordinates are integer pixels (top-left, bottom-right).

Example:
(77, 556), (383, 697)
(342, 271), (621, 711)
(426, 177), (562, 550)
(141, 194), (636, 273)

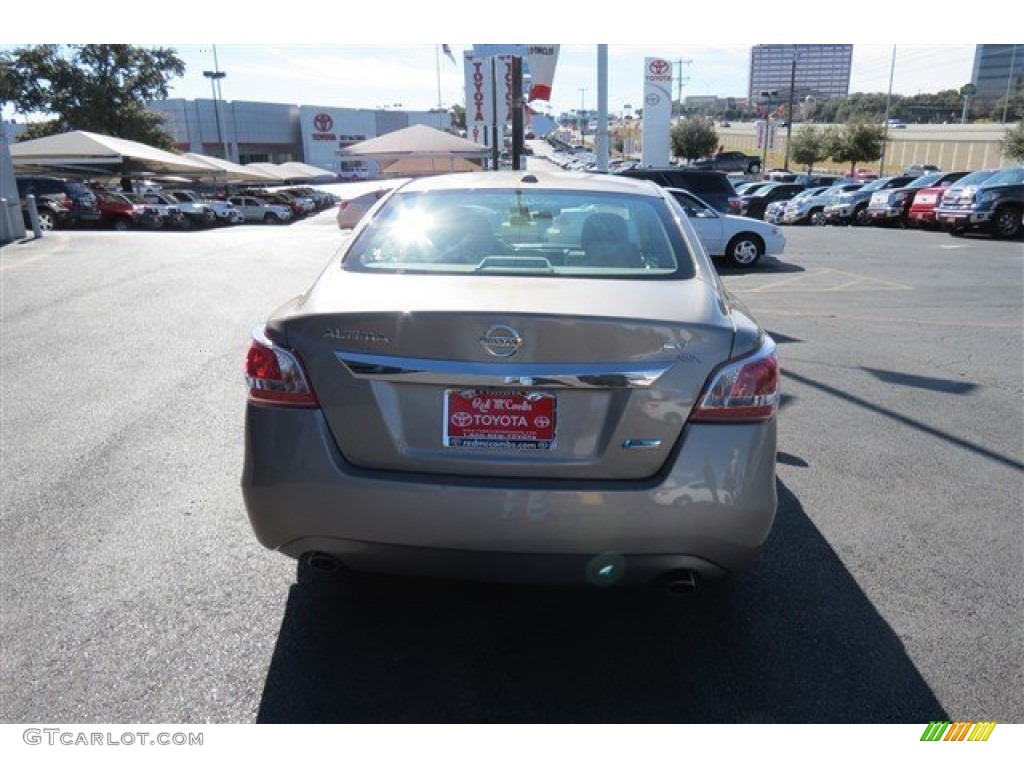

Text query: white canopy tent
(9, 130), (215, 177)
(182, 153), (282, 183)
(338, 124), (489, 177)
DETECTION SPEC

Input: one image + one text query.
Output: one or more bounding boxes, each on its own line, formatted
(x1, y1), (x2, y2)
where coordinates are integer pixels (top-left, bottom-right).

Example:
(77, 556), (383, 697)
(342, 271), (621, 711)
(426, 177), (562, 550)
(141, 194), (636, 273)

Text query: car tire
(264, 213), (281, 225)
(725, 234), (764, 268)
(810, 210), (827, 226)
(990, 206), (1022, 239)
(746, 161), (761, 175)
(178, 216), (193, 230)
(111, 218), (130, 232)
(36, 209), (57, 232)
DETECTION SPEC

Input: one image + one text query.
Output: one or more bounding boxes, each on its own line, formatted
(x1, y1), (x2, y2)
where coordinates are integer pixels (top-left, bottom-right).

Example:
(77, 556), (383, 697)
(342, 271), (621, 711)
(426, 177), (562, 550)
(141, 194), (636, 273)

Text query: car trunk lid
(272, 272), (735, 479)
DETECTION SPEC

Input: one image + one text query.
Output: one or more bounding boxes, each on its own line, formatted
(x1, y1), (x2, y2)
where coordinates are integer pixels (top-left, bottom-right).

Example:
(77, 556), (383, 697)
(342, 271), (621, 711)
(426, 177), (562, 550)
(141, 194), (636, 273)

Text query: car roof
(395, 170), (664, 197)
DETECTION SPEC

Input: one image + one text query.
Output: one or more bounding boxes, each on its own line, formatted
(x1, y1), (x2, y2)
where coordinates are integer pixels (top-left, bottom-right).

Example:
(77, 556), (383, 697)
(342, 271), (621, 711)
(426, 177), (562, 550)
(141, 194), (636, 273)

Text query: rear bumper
(241, 405), (777, 585)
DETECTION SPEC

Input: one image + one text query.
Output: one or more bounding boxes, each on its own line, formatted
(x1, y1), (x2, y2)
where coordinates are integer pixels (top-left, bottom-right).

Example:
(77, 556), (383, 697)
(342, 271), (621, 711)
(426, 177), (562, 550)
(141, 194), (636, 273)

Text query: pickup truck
(144, 191), (216, 229)
(690, 151), (762, 175)
(166, 190), (242, 226)
(934, 166), (1024, 239)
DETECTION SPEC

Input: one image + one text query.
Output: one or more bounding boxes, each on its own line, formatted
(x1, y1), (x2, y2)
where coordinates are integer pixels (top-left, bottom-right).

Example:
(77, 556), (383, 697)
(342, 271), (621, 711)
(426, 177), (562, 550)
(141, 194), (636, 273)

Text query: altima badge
(324, 329), (389, 343)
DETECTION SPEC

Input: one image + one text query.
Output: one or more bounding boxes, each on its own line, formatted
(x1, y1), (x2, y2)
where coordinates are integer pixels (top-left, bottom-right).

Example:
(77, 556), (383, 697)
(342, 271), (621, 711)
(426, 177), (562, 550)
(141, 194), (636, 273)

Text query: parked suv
(738, 182), (806, 220)
(15, 175), (102, 228)
(823, 175), (917, 225)
(908, 169), (998, 229)
(614, 167), (740, 214)
(689, 151), (762, 175)
(935, 166), (1024, 239)
(865, 171), (970, 227)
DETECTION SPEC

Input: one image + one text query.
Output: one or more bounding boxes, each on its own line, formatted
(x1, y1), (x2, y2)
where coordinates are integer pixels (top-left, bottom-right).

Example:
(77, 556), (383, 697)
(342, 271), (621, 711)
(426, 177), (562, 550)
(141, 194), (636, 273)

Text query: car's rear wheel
(990, 206), (1022, 239)
(111, 217), (130, 232)
(263, 212), (282, 224)
(725, 234), (764, 268)
(852, 204), (869, 226)
(810, 209), (827, 226)
(36, 210), (57, 231)
(746, 161), (761, 175)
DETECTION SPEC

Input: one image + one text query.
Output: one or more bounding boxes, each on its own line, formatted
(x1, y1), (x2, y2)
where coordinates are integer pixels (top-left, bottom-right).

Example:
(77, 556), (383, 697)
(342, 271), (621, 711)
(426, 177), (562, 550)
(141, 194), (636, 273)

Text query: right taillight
(690, 336), (779, 423)
(244, 327), (318, 408)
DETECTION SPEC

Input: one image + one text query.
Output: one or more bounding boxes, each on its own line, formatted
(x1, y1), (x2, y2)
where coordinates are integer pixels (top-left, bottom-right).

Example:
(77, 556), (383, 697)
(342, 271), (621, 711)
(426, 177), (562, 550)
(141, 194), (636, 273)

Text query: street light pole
(783, 47), (797, 169)
(202, 47), (228, 162)
(759, 90), (777, 174)
(579, 87), (587, 148)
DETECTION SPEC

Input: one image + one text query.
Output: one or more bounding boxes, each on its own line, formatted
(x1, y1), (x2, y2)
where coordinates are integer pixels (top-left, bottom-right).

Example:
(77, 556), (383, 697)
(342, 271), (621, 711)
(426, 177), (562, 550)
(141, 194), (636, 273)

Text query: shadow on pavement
(257, 479), (946, 723)
(715, 256), (804, 276)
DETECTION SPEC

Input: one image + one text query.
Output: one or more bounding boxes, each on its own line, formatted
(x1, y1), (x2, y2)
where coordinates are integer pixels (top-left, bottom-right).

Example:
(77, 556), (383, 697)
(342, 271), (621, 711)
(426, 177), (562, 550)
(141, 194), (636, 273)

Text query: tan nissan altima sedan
(242, 170), (779, 593)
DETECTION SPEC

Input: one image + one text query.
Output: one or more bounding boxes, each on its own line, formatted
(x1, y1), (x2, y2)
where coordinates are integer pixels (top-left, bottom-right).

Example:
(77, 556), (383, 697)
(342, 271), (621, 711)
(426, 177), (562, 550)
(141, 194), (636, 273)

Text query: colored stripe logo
(921, 721), (997, 741)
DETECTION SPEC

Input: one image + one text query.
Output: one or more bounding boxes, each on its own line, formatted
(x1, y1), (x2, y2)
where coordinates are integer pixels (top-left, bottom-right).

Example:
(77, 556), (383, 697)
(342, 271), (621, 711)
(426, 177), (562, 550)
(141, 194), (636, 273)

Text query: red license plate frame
(443, 390), (556, 449)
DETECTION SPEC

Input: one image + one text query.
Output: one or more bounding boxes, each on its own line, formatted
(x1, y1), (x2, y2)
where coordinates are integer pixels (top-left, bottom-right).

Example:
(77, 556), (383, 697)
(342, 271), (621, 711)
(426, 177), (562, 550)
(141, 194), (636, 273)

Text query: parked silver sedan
(242, 171), (779, 592)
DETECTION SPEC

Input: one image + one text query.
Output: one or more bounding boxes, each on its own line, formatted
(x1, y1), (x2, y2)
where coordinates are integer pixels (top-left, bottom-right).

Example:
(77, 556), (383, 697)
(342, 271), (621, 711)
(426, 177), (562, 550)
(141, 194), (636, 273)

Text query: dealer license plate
(444, 390), (556, 449)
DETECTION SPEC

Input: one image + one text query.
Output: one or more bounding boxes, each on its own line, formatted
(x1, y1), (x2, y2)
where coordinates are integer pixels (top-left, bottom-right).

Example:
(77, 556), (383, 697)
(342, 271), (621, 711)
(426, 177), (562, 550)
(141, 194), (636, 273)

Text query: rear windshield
(952, 170), (997, 188)
(65, 181), (93, 197)
(343, 189), (696, 279)
(666, 173), (734, 195)
(982, 167), (1024, 187)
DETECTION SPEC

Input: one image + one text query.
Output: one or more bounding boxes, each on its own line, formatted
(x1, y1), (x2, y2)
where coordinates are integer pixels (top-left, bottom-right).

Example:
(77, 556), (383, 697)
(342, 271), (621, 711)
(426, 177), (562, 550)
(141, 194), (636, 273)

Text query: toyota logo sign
(648, 59), (670, 76)
(314, 113), (333, 132)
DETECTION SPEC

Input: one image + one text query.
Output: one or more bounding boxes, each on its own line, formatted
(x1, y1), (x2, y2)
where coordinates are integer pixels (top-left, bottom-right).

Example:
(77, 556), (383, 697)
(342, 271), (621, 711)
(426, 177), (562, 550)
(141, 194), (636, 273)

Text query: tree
(1001, 122), (1024, 162)
(448, 103), (466, 131)
(0, 44), (185, 148)
(826, 121), (888, 174)
(789, 126), (830, 172)
(990, 92), (1024, 123)
(670, 118), (718, 163)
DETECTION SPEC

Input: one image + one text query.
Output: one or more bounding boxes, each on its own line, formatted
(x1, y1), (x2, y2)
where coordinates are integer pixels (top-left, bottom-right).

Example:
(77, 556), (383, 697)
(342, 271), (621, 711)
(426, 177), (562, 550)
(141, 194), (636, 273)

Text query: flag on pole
(442, 45), (456, 65)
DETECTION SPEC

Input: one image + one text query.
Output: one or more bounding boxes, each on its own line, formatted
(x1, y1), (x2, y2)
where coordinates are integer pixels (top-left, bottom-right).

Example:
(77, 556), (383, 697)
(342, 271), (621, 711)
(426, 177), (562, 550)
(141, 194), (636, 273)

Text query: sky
(0, 7), (998, 122)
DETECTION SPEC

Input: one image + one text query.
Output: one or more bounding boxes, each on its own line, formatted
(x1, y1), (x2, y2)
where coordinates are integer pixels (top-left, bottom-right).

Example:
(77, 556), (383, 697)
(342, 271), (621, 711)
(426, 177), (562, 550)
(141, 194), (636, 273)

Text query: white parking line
(731, 268), (913, 293)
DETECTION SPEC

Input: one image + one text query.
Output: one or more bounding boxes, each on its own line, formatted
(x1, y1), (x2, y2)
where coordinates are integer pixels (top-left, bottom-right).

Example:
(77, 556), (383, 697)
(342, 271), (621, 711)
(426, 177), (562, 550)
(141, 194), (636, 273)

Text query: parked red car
(95, 190), (161, 230)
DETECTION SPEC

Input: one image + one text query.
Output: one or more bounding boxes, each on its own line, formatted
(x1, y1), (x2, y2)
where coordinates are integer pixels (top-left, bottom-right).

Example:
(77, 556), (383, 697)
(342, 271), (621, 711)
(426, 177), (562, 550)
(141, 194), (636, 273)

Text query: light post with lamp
(202, 67), (228, 161)
(578, 88), (587, 148)
(758, 89), (778, 174)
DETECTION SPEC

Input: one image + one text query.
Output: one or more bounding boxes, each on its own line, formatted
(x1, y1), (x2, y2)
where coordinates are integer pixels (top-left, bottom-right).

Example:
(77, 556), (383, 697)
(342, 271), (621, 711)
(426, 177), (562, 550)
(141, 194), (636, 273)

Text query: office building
(748, 44), (853, 102)
(970, 44), (1023, 112)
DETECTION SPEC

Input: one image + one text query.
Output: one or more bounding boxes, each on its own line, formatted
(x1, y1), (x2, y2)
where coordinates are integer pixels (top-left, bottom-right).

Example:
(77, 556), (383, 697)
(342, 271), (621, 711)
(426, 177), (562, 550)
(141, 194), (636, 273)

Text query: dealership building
(146, 98), (453, 177)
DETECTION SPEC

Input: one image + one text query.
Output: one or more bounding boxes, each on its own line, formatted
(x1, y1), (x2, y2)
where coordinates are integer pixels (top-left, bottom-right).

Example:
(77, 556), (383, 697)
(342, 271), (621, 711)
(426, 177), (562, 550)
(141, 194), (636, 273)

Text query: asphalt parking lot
(1, 206), (1021, 724)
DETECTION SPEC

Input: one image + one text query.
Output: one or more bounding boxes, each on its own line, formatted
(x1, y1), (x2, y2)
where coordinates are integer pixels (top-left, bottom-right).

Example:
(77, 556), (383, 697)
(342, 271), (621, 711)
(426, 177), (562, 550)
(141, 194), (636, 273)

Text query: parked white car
(666, 187), (786, 268)
(228, 195), (293, 224)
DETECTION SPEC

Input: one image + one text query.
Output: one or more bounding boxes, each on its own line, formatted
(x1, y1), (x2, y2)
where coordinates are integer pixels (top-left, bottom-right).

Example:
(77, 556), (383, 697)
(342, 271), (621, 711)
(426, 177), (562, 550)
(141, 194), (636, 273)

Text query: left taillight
(244, 327), (318, 407)
(689, 336), (779, 423)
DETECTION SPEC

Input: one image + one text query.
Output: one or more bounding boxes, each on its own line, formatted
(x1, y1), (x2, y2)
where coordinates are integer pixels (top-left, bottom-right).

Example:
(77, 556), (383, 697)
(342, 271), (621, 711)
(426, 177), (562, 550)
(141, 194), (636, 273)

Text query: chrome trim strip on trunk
(335, 352), (675, 389)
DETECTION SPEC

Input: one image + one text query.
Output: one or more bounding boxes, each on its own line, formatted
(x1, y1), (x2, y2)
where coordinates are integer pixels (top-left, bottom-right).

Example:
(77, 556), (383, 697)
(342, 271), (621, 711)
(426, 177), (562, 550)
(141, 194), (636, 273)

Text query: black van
(15, 175), (102, 228)
(613, 168), (741, 214)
